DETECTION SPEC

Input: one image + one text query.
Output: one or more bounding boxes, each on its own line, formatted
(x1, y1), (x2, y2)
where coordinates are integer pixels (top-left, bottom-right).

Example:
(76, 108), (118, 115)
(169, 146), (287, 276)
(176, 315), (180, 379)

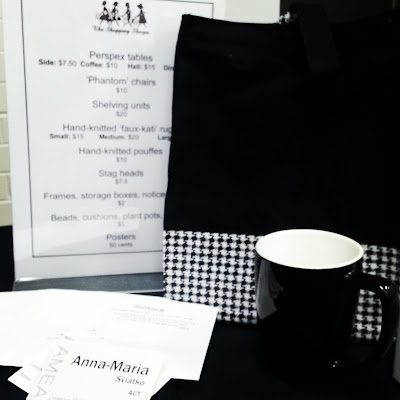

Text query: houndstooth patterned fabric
(163, 230), (400, 342)
(163, 230), (259, 324)
(352, 245), (400, 342)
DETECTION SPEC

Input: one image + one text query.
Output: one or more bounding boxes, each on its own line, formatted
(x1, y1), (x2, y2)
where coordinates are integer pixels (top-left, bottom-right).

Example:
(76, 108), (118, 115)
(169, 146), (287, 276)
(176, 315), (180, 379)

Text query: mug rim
(255, 229), (364, 270)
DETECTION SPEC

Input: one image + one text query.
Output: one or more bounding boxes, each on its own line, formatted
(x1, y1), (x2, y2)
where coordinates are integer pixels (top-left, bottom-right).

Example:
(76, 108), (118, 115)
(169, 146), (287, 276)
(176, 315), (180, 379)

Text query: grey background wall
(0, 0), (11, 227)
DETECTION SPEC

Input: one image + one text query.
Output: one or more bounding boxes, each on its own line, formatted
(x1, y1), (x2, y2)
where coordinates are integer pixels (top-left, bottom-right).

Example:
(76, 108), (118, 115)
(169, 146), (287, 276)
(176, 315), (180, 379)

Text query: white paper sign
(3, 0), (225, 280)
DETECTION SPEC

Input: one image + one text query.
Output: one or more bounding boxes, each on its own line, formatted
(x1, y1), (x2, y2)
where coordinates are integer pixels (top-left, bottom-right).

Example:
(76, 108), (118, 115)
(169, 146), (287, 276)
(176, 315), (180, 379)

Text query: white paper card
(0, 289), (218, 387)
(8, 334), (101, 394)
(26, 339), (163, 400)
(9, 346), (171, 396)
(8, 351), (47, 394)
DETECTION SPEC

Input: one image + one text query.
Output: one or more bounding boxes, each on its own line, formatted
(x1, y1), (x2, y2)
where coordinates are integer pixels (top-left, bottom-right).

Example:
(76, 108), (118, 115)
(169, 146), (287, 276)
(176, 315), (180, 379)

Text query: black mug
(254, 229), (399, 382)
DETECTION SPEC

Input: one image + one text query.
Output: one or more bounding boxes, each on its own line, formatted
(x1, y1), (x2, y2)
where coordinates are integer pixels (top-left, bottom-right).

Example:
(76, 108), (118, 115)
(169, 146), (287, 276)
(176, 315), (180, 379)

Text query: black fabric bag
(163, 4), (400, 340)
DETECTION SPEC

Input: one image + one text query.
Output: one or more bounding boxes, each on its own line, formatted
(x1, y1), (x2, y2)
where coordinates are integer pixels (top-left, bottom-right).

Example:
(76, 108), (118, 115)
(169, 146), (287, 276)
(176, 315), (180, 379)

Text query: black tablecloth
(1, 226), (400, 400)
(0, 323), (399, 400)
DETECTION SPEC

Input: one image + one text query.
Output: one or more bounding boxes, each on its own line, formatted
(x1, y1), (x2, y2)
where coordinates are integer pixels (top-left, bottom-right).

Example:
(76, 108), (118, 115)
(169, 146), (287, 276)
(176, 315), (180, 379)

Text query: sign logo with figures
(95, 1), (150, 34)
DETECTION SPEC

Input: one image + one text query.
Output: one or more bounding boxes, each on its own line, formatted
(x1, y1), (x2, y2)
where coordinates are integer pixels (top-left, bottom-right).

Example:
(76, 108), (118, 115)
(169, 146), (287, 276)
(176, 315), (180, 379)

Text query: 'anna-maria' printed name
(71, 356), (149, 375)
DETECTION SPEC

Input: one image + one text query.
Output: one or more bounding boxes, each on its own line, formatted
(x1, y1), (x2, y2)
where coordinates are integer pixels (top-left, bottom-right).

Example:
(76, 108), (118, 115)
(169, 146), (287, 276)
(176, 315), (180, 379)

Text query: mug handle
(335, 271), (399, 372)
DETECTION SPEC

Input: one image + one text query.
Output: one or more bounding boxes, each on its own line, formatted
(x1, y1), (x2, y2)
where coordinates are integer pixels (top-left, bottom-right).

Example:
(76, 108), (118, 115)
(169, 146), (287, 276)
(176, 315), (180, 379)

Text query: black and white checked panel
(163, 230), (400, 342)
(352, 245), (400, 342)
(163, 230), (258, 324)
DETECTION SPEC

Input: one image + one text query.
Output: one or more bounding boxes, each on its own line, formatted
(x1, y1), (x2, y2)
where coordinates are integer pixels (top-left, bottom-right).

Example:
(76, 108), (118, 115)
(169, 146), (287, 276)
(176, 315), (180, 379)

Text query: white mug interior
(255, 229), (364, 270)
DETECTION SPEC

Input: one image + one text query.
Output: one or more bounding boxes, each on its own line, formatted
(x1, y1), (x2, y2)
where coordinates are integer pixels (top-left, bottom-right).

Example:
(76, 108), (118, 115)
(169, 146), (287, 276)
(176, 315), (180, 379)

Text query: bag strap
(290, 2), (340, 78)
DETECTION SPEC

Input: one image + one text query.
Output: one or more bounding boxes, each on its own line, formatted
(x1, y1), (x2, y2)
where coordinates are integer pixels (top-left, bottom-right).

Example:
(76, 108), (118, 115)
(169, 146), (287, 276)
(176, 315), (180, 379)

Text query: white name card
(27, 339), (164, 400)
